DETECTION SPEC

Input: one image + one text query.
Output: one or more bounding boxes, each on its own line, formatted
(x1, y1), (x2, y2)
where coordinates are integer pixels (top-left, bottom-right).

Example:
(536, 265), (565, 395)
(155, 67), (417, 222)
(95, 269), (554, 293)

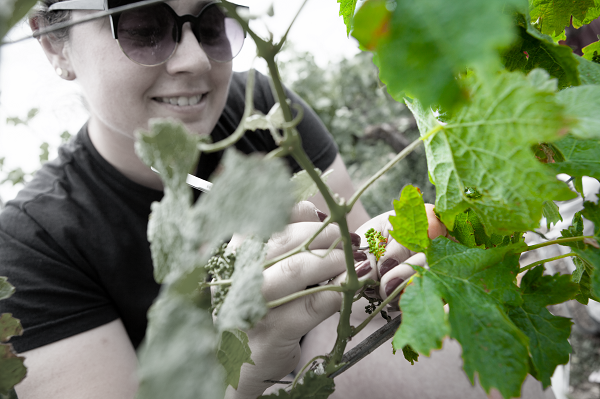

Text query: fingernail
(316, 210), (328, 222)
(385, 277), (405, 297)
(355, 260), (372, 278)
(353, 251), (367, 262)
(380, 258), (399, 277)
(350, 233), (361, 247)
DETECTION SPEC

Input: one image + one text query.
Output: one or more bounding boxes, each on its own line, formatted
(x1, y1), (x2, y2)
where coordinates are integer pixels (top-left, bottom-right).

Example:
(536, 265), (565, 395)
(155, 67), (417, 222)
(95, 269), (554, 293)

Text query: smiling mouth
(154, 94), (205, 107)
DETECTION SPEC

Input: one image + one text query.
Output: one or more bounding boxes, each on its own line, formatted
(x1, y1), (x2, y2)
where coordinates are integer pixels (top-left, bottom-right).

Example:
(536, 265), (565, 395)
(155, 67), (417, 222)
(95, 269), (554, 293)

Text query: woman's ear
(30, 16), (76, 80)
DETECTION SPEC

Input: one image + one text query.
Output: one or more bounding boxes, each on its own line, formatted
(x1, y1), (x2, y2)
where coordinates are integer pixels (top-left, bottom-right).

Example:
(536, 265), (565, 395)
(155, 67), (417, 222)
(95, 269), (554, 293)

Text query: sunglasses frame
(48, 0), (247, 66)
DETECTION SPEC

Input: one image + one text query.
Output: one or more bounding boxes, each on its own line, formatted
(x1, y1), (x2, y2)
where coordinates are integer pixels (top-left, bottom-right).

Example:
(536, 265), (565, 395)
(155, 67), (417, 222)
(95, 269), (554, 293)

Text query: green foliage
(548, 135), (600, 180)
(528, 0), (596, 36)
(420, 238), (529, 398)
(502, 13), (580, 89)
(0, 278), (15, 301)
(449, 209), (509, 248)
(555, 85), (600, 140)
(508, 266), (578, 388)
(411, 70), (575, 234)
(0, 307), (26, 396)
(261, 371), (335, 399)
(0, 0), (38, 39)
(400, 344), (419, 365)
(393, 269), (450, 356)
(217, 237), (267, 332)
(578, 56), (600, 85)
(217, 329), (255, 390)
(136, 294), (225, 399)
(542, 201), (563, 230)
(364, 228), (387, 261)
(352, 0), (524, 110)
(388, 185), (430, 252)
(582, 41), (600, 63)
(6, 108), (38, 126)
(337, 0), (358, 35)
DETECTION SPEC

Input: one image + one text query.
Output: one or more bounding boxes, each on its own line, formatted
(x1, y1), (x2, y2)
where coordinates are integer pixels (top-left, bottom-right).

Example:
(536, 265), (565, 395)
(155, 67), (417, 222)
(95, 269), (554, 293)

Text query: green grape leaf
(260, 371), (335, 399)
(137, 294), (225, 399)
(449, 209), (508, 248)
(0, 388), (18, 399)
(192, 149), (295, 243)
(529, 0), (595, 36)
(508, 266), (577, 388)
(393, 270), (450, 356)
(0, 0), (38, 39)
(350, 0), (391, 50)
(352, 0), (523, 110)
(548, 135), (600, 180)
(290, 169), (333, 202)
(422, 237), (529, 398)
(409, 70), (575, 234)
(0, 314), (22, 343)
(555, 85), (600, 140)
(560, 211), (585, 249)
(0, 278), (14, 301)
(135, 120), (199, 282)
(217, 329), (255, 390)
(578, 56), (600, 85)
(542, 201), (563, 230)
(502, 13), (580, 89)
(0, 345), (26, 396)
(572, 257), (599, 304)
(572, 1), (600, 27)
(388, 185), (430, 252)
(401, 344), (420, 365)
(217, 237), (267, 332)
(337, 0), (359, 35)
(582, 41), (600, 63)
(583, 201), (600, 238)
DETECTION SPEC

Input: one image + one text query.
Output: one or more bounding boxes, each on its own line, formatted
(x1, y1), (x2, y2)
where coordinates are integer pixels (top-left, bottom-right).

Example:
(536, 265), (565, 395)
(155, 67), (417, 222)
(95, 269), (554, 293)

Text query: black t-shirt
(0, 71), (337, 353)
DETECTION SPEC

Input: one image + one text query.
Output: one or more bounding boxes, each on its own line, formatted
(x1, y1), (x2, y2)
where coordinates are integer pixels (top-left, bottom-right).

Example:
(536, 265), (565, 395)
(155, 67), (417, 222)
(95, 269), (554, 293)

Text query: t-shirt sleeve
(0, 205), (119, 353)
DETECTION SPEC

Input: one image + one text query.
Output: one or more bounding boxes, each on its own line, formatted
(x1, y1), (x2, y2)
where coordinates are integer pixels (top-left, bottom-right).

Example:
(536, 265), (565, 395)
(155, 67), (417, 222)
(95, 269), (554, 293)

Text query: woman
(0, 0), (550, 398)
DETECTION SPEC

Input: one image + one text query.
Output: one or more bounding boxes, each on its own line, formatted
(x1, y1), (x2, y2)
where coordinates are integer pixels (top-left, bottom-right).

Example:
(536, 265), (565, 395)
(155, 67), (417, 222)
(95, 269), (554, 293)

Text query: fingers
(289, 201), (328, 224)
(265, 289), (342, 340)
(425, 203), (447, 239)
(262, 249), (347, 302)
(379, 252), (426, 301)
(266, 223), (360, 259)
(328, 253), (378, 287)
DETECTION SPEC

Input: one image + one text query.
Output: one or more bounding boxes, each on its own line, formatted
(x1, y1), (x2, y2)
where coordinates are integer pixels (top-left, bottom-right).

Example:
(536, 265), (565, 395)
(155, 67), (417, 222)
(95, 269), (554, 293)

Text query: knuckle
(279, 254), (308, 280)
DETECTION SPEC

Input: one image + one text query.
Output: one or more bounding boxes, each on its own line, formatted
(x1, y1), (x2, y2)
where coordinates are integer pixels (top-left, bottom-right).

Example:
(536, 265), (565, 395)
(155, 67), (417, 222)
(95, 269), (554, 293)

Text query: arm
(15, 319), (138, 399)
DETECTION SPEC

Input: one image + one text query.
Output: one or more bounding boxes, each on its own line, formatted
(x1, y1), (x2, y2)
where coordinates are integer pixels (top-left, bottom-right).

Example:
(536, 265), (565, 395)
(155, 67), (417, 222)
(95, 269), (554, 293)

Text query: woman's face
(64, 0), (232, 139)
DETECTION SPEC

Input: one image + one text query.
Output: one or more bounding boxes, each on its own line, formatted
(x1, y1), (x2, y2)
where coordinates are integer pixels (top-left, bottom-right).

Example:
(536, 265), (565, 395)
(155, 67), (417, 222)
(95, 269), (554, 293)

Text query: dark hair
(31, 0), (71, 41)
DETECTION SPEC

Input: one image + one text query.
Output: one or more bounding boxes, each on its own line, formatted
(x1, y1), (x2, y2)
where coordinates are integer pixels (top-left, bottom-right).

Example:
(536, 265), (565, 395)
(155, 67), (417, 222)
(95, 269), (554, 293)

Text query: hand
(355, 204), (446, 303)
(227, 201), (362, 398)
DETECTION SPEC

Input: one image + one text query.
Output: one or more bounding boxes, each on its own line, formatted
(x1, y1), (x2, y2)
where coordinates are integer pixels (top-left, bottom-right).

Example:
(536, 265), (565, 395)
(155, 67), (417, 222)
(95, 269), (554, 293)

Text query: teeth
(158, 95), (203, 106)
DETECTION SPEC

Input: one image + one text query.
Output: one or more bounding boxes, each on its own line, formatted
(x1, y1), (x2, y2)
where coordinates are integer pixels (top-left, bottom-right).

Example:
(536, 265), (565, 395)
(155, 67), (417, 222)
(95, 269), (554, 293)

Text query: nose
(165, 23), (211, 75)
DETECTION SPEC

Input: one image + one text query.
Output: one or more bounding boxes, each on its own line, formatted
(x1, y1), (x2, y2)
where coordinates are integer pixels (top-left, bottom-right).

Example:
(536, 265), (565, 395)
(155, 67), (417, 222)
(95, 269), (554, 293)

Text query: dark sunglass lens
(116, 4), (176, 65)
(196, 5), (244, 62)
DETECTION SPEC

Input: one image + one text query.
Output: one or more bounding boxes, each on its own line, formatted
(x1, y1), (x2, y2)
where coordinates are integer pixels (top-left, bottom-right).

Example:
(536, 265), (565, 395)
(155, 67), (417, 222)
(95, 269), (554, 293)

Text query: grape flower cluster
(205, 242), (236, 315)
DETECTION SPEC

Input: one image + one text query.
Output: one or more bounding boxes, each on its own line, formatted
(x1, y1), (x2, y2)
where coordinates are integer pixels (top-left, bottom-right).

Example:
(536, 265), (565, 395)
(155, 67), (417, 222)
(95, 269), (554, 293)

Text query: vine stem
(352, 276), (412, 337)
(523, 236), (594, 252)
(346, 124), (442, 210)
(519, 252), (577, 273)
(291, 355), (327, 389)
(204, 279), (232, 286)
(266, 285), (345, 308)
(262, 217), (332, 269)
(198, 67), (257, 153)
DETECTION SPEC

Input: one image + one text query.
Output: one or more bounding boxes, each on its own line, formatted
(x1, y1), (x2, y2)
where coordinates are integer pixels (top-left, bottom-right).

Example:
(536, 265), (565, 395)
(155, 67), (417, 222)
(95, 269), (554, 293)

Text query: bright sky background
(0, 0), (361, 201)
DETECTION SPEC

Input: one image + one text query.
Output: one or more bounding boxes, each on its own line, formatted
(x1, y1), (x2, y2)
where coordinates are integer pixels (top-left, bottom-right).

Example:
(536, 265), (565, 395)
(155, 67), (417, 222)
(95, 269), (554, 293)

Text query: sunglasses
(48, 0), (246, 66)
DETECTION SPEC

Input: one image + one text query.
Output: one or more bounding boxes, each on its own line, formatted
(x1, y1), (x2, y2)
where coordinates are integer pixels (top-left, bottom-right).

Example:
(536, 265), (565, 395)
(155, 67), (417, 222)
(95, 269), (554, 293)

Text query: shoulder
(226, 70), (276, 115)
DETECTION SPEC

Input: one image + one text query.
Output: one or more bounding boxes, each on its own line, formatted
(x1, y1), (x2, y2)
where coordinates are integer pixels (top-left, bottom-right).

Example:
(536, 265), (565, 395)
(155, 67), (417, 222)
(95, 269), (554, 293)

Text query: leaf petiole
(522, 236), (595, 252)
(519, 252), (577, 273)
(266, 285), (345, 308)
